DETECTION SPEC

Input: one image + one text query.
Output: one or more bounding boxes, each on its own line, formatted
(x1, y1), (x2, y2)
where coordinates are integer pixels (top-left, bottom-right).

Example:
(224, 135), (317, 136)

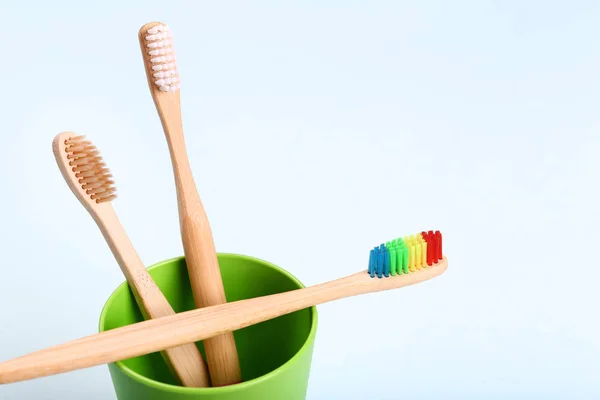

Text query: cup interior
(99, 253), (316, 388)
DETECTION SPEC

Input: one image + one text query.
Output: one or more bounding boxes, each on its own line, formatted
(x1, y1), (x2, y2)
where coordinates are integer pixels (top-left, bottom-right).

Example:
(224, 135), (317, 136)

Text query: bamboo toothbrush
(0, 234), (447, 385)
(138, 21), (241, 386)
(51, 132), (210, 387)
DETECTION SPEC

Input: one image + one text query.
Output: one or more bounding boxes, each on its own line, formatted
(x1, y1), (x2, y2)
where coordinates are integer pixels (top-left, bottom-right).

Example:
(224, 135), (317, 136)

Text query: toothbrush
(0, 234), (447, 384)
(138, 21), (241, 386)
(51, 132), (210, 387)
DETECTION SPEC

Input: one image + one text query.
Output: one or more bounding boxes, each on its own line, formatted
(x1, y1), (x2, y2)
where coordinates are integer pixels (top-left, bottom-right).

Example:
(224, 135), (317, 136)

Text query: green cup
(98, 253), (318, 399)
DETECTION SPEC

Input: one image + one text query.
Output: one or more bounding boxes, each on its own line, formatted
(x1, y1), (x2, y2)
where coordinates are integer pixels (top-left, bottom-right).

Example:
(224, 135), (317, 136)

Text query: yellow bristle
(405, 235), (416, 272)
(416, 233), (427, 268)
(415, 239), (422, 270)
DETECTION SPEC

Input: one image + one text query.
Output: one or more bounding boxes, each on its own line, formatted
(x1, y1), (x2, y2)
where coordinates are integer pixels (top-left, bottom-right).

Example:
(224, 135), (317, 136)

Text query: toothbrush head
(52, 132), (116, 212)
(138, 22), (180, 93)
(369, 230), (443, 278)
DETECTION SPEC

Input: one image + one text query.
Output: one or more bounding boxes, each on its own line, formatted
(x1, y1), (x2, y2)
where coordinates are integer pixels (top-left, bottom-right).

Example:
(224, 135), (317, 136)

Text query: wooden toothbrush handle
(0, 259), (447, 385)
(0, 271), (358, 385)
(179, 204), (242, 386)
(161, 107), (242, 386)
(94, 206), (210, 388)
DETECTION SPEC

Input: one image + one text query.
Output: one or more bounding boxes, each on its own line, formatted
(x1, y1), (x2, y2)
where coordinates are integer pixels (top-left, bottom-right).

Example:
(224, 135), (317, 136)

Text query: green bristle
(401, 242), (409, 274)
(389, 246), (397, 276)
(385, 241), (393, 275)
(397, 243), (403, 274)
(397, 238), (408, 274)
(391, 240), (401, 275)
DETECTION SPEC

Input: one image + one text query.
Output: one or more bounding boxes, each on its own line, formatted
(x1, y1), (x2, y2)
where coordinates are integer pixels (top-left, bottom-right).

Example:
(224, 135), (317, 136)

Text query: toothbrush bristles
(368, 230), (443, 278)
(63, 136), (116, 203)
(143, 23), (180, 92)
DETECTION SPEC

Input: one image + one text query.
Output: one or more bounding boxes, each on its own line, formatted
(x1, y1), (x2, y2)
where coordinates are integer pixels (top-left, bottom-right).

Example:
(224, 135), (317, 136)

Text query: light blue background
(0, 1), (598, 398)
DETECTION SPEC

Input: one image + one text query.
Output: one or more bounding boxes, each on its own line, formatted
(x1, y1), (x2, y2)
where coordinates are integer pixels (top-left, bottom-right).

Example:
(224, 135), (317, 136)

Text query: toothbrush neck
(157, 96), (207, 223)
(165, 125), (196, 196)
(93, 204), (148, 282)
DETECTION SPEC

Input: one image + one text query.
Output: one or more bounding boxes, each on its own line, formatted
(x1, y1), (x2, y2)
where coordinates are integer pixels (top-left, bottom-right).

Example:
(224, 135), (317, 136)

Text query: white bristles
(153, 70), (177, 78)
(159, 83), (180, 92)
(149, 48), (172, 56)
(147, 25), (169, 35)
(145, 24), (179, 92)
(147, 39), (172, 49)
(152, 62), (175, 71)
(155, 77), (178, 86)
(145, 32), (170, 41)
(150, 55), (174, 63)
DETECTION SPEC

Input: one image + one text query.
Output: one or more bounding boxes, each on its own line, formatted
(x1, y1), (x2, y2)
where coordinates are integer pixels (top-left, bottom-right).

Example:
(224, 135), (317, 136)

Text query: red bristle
(428, 232), (436, 263)
(430, 232), (437, 263)
(435, 230), (442, 261)
(423, 231), (433, 266)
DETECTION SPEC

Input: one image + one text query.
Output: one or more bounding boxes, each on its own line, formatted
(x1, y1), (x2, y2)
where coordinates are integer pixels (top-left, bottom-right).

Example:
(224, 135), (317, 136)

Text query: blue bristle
(376, 247), (383, 278)
(383, 245), (390, 277)
(378, 244), (388, 278)
(369, 248), (376, 278)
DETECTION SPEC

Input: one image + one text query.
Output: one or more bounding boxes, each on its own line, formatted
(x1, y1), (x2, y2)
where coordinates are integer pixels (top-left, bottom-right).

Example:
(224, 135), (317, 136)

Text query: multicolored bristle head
(368, 230), (443, 278)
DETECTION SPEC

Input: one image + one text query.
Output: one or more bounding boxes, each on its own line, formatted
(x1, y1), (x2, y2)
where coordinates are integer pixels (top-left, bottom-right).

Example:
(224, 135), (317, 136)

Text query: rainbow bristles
(368, 230), (443, 278)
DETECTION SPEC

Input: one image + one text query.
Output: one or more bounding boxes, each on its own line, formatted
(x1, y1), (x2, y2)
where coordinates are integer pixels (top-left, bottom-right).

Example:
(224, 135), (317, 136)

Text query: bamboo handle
(0, 258), (446, 385)
(51, 131), (210, 387)
(180, 211), (242, 386)
(139, 22), (241, 385)
(156, 94), (241, 386)
(94, 206), (210, 388)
